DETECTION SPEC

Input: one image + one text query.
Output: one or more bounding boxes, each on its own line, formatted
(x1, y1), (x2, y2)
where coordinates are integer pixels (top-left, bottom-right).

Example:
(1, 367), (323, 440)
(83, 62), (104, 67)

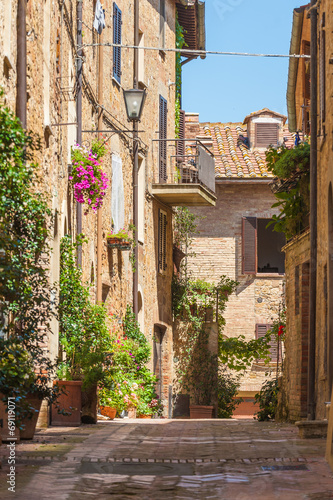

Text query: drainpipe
(76, 0), (83, 266)
(96, 30), (103, 303)
(133, 0), (139, 319)
(308, 0), (318, 421)
(16, 0), (27, 129)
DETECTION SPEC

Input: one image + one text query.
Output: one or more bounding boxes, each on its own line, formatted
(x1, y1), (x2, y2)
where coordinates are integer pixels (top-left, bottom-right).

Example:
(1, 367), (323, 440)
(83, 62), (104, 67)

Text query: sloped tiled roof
(195, 121), (295, 179)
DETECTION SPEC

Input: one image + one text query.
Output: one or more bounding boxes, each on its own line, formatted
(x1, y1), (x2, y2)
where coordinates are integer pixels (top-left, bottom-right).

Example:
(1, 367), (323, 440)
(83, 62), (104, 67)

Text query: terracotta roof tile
(191, 120), (295, 179)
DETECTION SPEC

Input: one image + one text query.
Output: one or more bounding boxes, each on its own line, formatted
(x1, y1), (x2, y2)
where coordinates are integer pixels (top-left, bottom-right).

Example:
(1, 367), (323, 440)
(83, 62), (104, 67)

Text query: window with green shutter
(113, 3), (122, 83)
(158, 209), (167, 273)
(159, 96), (167, 182)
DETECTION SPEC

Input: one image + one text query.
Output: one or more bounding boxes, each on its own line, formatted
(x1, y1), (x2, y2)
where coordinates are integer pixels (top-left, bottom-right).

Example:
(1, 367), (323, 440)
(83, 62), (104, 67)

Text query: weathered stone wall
(0, 0), (178, 418)
(315, 0), (333, 419)
(278, 231), (310, 422)
(187, 182), (285, 394)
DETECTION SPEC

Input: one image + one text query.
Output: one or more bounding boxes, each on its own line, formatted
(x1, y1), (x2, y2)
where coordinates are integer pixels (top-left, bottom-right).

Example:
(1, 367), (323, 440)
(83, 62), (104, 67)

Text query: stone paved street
(1, 419), (333, 499)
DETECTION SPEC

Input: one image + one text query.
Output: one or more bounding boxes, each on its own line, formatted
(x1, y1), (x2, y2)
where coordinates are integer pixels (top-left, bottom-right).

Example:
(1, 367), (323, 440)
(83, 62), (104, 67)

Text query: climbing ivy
(0, 89), (57, 421)
(266, 143), (310, 239)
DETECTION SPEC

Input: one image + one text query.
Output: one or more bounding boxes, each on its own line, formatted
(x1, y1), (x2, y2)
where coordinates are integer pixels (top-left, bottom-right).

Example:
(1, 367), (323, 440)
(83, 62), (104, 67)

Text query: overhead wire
(78, 42), (311, 59)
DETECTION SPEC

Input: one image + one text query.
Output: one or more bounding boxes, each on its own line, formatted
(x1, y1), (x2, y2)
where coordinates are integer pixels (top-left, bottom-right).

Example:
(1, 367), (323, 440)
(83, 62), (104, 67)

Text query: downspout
(308, 0), (318, 421)
(133, 0), (139, 319)
(96, 30), (103, 303)
(76, 0), (83, 266)
(16, 0), (27, 129)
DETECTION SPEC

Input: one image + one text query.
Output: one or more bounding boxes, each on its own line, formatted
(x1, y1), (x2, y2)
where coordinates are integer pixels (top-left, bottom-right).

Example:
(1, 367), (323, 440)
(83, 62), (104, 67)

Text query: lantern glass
(123, 88), (146, 121)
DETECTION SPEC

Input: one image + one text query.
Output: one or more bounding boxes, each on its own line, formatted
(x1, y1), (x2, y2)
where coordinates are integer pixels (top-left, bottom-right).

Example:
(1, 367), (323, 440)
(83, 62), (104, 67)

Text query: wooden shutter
(256, 324), (278, 362)
(242, 217), (257, 274)
(113, 3), (122, 83)
(176, 109), (185, 163)
(303, 41), (311, 101)
(158, 209), (167, 272)
(319, 21), (326, 131)
(255, 123), (278, 148)
(159, 96), (167, 182)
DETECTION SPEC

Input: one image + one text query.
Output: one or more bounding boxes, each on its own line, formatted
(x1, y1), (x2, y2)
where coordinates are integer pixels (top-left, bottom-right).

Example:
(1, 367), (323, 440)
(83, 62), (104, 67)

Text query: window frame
(255, 323), (278, 362)
(158, 208), (167, 274)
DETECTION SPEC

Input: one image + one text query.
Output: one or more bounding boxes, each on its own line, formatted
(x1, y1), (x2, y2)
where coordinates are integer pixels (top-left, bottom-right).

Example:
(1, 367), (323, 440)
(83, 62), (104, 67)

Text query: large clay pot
(189, 405), (214, 419)
(51, 381), (82, 426)
(20, 395), (43, 439)
(100, 406), (117, 420)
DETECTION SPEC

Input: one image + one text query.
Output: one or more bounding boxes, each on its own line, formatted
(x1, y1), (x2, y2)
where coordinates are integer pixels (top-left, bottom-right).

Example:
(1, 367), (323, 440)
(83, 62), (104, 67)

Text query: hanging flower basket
(70, 140), (109, 214)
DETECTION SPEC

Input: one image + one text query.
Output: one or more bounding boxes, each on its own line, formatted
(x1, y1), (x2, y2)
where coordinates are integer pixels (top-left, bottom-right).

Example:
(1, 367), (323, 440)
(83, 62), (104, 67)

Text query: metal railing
(152, 139), (216, 194)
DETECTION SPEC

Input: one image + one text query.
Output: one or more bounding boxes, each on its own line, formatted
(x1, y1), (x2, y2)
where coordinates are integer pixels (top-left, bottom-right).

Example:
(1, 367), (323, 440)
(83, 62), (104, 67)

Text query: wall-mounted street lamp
(123, 88), (146, 122)
(122, 87), (146, 320)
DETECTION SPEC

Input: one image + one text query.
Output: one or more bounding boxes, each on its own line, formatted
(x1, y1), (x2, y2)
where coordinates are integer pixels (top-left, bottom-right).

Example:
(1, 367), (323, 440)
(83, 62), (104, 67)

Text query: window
(255, 123), (279, 148)
(242, 217), (285, 274)
(158, 209), (167, 273)
(138, 157), (145, 243)
(113, 3), (122, 83)
(295, 265), (300, 315)
(256, 324), (278, 362)
(111, 155), (125, 232)
(319, 14), (326, 135)
(176, 109), (185, 162)
(159, 95), (168, 182)
(159, 0), (166, 50)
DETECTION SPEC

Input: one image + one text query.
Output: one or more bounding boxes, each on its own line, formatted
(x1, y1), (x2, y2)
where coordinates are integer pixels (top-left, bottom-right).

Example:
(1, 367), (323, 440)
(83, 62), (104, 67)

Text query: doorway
(328, 183), (333, 397)
(153, 326), (165, 399)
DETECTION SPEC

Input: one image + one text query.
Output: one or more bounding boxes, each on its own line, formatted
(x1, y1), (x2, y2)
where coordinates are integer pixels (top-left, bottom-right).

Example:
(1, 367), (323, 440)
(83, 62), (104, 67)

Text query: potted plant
(70, 139), (109, 214)
(106, 228), (132, 250)
(53, 235), (114, 426)
(136, 401), (153, 419)
(98, 387), (122, 420)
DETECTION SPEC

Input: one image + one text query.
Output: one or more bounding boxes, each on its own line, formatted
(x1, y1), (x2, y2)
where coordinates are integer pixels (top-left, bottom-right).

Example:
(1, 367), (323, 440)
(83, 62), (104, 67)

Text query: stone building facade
(281, 0), (333, 422)
(0, 0), (211, 420)
(184, 110), (293, 415)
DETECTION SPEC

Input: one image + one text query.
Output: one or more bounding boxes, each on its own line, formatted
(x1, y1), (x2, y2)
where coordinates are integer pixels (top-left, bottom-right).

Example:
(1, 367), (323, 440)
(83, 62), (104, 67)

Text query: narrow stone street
(0, 419), (332, 499)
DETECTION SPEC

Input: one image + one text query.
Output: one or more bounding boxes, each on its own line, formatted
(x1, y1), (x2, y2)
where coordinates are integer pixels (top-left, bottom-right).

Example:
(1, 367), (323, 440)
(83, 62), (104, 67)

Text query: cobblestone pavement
(1, 418), (333, 499)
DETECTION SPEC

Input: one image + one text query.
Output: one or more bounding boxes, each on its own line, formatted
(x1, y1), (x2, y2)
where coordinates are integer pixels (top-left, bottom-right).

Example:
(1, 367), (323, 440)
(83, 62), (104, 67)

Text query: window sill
(112, 77), (122, 89)
(255, 273), (285, 279)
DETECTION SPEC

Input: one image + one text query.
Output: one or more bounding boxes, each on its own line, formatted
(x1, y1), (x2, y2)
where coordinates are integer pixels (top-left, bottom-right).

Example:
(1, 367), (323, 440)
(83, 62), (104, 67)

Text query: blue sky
(182, 0), (295, 123)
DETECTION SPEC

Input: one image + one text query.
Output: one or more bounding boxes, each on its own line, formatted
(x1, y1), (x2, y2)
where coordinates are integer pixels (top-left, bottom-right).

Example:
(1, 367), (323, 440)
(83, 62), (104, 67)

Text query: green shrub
(217, 368), (243, 418)
(254, 378), (279, 421)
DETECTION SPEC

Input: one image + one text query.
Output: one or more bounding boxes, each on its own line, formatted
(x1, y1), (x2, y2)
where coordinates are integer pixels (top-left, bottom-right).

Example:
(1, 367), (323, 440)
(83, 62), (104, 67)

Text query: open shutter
(158, 209), (167, 272)
(242, 217), (257, 274)
(319, 19), (326, 131)
(255, 123), (279, 148)
(113, 3), (122, 83)
(159, 96), (167, 182)
(176, 109), (185, 163)
(256, 324), (277, 362)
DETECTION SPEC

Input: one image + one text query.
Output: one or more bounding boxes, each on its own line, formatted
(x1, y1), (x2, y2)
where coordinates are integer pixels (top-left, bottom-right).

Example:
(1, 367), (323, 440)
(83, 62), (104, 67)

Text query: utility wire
(78, 42), (311, 59)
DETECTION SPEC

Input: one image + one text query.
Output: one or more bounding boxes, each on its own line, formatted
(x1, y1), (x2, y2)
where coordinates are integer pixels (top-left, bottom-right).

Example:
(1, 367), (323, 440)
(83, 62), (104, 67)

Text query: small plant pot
(189, 405), (214, 419)
(100, 406), (117, 420)
(127, 408), (137, 419)
(137, 414), (152, 419)
(106, 238), (131, 250)
(51, 380), (82, 427)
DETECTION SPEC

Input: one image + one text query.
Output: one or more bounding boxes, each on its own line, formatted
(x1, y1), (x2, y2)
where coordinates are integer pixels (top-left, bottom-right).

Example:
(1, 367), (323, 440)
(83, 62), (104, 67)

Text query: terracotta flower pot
(138, 414), (152, 419)
(100, 406), (117, 420)
(20, 395), (43, 440)
(189, 405), (214, 419)
(51, 380), (82, 427)
(127, 408), (137, 418)
(0, 395), (20, 442)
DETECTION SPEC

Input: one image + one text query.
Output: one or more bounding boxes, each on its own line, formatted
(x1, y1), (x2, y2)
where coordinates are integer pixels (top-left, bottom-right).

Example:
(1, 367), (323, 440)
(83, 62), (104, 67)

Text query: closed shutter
(113, 3), (122, 83)
(176, 109), (185, 163)
(319, 20), (326, 131)
(303, 41), (311, 101)
(255, 123), (278, 148)
(256, 324), (278, 361)
(242, 217), (257, 274)
(159, 96), (167, 182)
(158, 209), (167, 272)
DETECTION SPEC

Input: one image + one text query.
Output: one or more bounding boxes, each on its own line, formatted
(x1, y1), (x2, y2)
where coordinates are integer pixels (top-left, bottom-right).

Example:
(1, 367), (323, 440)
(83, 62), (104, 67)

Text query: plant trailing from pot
(0, 91), (57, 432)
(70, 139), (109, 213)
(57, 234), (114, 423)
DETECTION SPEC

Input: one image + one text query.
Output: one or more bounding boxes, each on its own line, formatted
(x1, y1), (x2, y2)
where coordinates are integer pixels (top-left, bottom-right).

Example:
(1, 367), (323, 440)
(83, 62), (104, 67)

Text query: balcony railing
(152, 139), (216, 195)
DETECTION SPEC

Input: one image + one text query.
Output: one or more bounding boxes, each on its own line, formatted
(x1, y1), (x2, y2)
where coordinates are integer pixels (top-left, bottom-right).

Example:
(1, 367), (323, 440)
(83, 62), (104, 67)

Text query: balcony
(151, 139), (216, 207)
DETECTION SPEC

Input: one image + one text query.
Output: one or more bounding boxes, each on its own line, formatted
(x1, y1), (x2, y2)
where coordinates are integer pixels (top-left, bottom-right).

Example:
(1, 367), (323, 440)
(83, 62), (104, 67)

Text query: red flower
(278, 325), (285, 336)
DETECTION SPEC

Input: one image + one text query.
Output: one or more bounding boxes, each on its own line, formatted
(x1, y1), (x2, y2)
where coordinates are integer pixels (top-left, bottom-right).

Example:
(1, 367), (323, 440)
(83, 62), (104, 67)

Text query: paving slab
(0, 419), (332, 499)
